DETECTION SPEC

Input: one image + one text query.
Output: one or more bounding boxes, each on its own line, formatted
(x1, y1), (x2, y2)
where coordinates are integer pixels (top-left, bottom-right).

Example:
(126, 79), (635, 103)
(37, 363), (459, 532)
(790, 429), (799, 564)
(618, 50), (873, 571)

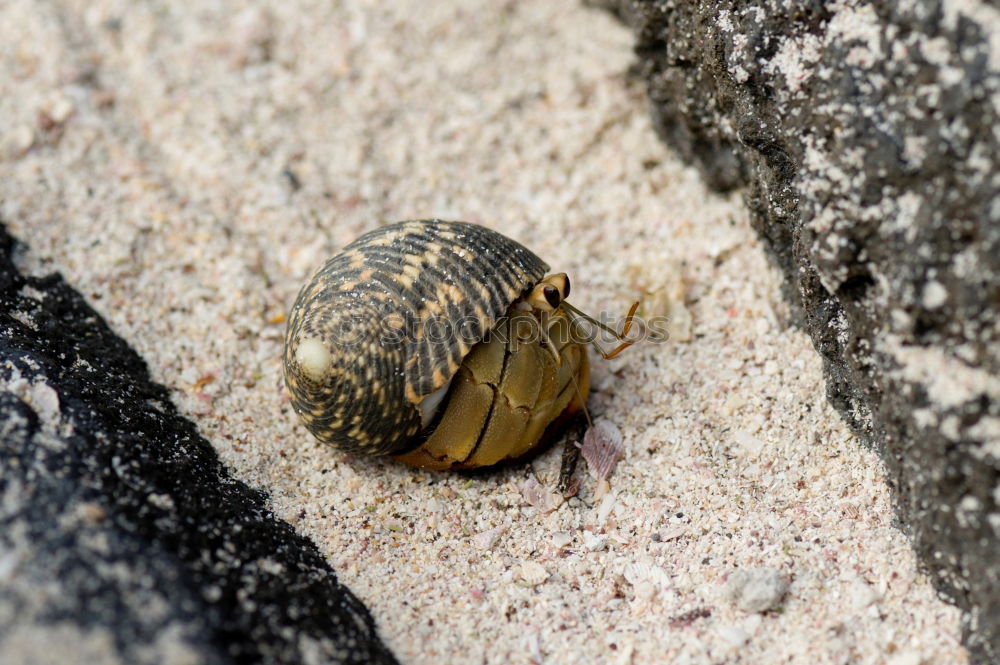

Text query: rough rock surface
(602, 0), (1000, 661)
(0, 227), (397, 664)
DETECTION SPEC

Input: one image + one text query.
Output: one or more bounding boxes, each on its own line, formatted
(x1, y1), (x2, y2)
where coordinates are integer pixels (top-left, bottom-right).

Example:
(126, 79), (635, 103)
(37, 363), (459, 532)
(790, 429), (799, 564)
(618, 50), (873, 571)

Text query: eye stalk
(527, 272), (638, 361)
(527, 273), (570, 312)
(549, 273), (570, 299)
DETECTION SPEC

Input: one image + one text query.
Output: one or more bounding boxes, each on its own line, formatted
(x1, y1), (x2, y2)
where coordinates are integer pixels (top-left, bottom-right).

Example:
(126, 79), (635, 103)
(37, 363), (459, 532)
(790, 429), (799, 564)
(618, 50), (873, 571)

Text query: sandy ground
(1, 1), (968, 664)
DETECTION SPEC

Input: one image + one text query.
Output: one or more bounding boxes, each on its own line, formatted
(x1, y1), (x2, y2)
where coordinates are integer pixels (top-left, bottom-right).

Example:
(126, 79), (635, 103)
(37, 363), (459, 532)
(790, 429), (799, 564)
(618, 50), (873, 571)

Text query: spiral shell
(283, 220), (551, 457)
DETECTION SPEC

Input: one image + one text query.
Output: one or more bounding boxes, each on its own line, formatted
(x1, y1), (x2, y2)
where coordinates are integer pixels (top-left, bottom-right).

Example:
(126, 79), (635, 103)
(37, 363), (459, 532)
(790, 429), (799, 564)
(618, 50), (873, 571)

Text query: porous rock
(0, 225), (397, 665)
(600, 1), (1000, 661)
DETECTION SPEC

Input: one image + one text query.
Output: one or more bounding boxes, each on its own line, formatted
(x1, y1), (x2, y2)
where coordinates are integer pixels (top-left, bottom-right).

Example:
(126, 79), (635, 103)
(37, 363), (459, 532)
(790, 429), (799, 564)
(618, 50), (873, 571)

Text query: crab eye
(543, 284), (562, 309)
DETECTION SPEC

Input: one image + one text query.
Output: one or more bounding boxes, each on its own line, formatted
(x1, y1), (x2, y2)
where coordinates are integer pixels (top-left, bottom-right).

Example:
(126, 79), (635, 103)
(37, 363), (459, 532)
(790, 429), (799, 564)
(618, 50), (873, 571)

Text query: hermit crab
(282, 220), (636, 470)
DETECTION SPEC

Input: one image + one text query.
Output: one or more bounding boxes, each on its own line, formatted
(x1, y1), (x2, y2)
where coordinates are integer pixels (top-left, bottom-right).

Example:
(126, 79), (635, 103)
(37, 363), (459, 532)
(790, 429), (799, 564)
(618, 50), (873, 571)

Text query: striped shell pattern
(283, 220), (549, 456)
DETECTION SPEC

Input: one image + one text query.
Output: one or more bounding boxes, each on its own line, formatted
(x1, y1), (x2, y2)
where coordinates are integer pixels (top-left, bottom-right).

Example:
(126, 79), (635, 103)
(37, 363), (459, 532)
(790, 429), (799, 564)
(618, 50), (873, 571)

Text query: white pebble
(472, 524), (505, 550)
(922, 280), (948, 309)
(741, 613), (762, 636)
(724, 567), (789, 613)
(583, 531), (607, 551)
(733, 430), (765, 457)
(550, 531), (573, 548)
(28, 381), (61, 427)
(521, 476), (563, 514)
(633, 581), (657, 601)
(849, 578), (880, 608)
(48, 94), (75, 123)
(596, 491), (616, 524)
(517, 561), (549, 586)
(717, 624), (750, 648)
(8, 125), (34, 156)
(887, 651), (923, 665)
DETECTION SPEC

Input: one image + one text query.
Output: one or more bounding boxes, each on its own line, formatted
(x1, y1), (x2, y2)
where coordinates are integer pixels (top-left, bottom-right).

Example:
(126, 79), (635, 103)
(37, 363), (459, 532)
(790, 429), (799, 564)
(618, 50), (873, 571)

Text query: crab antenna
(561, 301), (621, 338)
(562, 300), (640, 360)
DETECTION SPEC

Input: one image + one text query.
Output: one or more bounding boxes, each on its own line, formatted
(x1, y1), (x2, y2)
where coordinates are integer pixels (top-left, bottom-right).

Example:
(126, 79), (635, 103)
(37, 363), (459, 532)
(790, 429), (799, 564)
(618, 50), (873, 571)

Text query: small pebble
(623, 560), (670, 588)
(849, 577), (880, 609)
(550, 531), (573, 548)
(7, 125), (35, 156)
(47, 94), (75, 124)
(28, 381), (60, 426)
(596, 491), (616, 524)
(741, 614), (762, 636)
(472, 524), (505, 550)
(922, 280), (948, 309)
(593, 477), (612, 501)
(521, 476), (562, 513)
(717, 624), (750, 648)
(887, 651), (923, 665)
(633, 581), (656, 602)
(655, 526), (686, 542)
(583, 531), (607, 551)
(733, 430), (765, 457)
(724, 567), (789, 613)
(517, 561), (549, 586)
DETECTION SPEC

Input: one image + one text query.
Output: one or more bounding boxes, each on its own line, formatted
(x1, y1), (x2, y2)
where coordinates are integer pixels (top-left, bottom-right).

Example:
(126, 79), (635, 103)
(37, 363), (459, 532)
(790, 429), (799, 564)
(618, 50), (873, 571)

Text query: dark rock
(604, 1), (1000, 661)
(0, 225), (397, 664)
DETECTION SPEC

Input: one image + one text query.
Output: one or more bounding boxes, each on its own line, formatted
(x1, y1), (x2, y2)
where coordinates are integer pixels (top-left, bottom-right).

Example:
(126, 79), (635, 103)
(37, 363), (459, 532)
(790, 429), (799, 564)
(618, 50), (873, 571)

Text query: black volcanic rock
(0, 225), (397, 664)
(602, 1), (1000, 661)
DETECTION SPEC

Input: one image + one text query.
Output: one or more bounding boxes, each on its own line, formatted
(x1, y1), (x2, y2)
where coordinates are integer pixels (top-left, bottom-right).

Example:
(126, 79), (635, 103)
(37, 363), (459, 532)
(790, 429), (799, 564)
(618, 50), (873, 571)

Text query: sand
(1, 0), (967, 663)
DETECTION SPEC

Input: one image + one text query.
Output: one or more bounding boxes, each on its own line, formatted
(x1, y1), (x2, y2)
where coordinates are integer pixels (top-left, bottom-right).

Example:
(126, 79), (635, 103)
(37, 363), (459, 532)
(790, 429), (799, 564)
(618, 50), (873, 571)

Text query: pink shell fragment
(581, 419), (625, 481)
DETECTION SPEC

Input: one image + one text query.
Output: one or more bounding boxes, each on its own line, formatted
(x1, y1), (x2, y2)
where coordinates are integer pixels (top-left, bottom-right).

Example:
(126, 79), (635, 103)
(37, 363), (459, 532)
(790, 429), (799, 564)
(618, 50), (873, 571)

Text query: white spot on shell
(295, 336), (332, 384)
